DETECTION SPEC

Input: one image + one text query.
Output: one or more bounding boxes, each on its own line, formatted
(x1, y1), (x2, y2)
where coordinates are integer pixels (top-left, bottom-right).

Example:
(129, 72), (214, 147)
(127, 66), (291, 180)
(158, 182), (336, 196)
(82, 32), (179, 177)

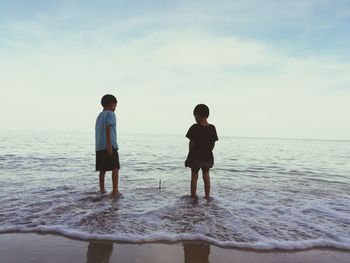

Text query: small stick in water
(159, 179), (162, 189)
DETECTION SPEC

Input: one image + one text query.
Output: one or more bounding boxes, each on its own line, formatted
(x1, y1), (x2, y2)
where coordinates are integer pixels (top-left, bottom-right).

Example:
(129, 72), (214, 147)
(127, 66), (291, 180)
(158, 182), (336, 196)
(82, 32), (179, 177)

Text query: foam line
(1, 226), (349, 251)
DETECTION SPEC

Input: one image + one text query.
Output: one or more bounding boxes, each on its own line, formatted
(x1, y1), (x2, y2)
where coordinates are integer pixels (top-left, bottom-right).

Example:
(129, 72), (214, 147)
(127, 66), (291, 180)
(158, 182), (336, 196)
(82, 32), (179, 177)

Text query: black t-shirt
(186, 124), (218, 162)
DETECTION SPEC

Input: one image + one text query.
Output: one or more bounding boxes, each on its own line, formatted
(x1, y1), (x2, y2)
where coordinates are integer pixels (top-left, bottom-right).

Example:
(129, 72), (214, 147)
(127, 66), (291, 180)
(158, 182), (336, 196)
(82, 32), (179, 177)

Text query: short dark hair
(101, 94), (117, 107)
(193, 104), (209, 118)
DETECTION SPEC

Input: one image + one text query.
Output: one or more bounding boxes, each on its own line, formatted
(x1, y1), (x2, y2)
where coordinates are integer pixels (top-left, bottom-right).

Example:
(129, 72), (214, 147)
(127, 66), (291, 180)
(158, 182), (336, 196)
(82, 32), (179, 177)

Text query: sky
(0, 0), (349, 140)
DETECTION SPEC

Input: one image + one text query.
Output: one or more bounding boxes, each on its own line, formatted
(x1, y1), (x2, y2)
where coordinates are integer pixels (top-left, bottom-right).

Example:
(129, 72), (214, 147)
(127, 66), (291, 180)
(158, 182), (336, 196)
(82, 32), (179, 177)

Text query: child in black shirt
(185, 104), (218, 200)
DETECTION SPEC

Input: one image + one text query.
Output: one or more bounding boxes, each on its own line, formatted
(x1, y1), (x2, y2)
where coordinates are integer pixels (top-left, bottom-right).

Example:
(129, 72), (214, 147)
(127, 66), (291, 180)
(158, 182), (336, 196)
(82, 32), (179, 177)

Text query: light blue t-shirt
(95, 110), (118, 151)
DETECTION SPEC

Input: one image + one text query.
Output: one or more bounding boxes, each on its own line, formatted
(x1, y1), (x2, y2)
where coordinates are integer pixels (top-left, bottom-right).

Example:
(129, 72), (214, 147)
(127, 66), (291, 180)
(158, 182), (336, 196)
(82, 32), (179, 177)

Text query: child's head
(101, 94), (117, 111)
(193, 104), (209, 123)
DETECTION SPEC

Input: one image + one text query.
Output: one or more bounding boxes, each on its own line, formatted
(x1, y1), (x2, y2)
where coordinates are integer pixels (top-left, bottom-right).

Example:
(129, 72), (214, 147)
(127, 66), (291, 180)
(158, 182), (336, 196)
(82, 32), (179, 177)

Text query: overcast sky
(0, 0), (349, 140)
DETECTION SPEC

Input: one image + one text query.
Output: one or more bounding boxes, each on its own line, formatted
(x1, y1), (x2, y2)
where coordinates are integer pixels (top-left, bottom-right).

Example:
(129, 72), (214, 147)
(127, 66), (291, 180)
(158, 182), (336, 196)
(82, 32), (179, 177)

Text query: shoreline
(1, 233), (350, 263)
(1, 228), (350, 251)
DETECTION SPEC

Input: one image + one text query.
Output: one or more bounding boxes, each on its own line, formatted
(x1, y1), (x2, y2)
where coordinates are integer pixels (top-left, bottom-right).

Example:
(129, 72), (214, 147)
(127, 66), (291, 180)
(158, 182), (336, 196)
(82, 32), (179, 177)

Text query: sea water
(0, 131), (349, 250)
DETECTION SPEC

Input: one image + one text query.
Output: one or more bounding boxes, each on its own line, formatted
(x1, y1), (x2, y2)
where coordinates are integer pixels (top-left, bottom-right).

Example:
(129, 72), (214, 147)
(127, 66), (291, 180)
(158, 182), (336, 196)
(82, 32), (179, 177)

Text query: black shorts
(185, 159), (213, 173)
(95, 149), (120, 171)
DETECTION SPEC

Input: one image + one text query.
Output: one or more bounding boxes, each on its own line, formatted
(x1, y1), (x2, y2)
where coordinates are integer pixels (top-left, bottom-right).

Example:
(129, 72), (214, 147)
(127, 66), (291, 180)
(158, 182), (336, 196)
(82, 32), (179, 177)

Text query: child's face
(106, 102), (117, 112)
(194, 114), (204, 123)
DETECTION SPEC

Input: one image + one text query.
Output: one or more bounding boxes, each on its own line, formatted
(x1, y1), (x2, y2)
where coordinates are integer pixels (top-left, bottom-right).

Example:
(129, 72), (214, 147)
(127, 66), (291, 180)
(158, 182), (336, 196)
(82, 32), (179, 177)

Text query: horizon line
(1, 129), (349, 143)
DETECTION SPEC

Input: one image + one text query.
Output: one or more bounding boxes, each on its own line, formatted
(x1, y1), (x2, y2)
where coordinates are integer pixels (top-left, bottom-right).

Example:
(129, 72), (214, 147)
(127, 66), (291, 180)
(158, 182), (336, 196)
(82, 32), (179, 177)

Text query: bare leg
(99, 171), (106, 192)
(111, 168), (121, 198)
(203, 170), (210, 200)
(191, 170), (199, 199)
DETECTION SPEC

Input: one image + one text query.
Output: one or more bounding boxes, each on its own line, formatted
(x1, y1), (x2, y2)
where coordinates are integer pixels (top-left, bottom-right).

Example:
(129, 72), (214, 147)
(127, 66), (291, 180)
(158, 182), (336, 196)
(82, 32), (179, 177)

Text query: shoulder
(209, 124), (218, 140)
(187, 123), (198, 131)
(186, 124), (198, 138)
(96, 112), (103, 118)
(106, 111), (116, 117)
(104, 111), (116, 124)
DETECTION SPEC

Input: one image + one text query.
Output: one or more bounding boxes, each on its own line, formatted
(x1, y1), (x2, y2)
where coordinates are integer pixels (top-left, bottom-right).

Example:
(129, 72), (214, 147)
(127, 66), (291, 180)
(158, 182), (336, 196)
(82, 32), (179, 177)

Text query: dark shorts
(185, 159), (213, 173)
(96, 149), (120, 171)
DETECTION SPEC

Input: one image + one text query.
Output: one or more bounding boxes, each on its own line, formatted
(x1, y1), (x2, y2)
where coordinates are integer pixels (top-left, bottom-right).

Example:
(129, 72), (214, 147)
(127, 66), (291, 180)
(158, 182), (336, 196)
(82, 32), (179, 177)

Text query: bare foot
(98, 189), (107, 194)
(191, 195), (198, 203)
(205, 196), (213, 202)
(110, 191), (122, 199)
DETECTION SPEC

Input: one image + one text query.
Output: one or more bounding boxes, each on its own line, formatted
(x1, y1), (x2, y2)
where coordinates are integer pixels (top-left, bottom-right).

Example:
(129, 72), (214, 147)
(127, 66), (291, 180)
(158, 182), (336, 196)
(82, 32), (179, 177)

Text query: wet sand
(0, 233), (349, 263)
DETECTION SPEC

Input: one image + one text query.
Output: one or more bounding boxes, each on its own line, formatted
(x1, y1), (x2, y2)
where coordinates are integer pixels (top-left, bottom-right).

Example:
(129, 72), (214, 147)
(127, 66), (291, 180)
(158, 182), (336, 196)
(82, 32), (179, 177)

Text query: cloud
(0, 1), (349, 139)
(1, 27), (350, 140)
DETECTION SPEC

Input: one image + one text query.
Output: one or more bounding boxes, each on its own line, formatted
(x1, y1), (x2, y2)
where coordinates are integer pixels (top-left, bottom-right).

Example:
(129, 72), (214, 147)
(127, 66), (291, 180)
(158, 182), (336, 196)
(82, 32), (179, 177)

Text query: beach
(0, 233), (349, 263)
(1, 0), (350, 261)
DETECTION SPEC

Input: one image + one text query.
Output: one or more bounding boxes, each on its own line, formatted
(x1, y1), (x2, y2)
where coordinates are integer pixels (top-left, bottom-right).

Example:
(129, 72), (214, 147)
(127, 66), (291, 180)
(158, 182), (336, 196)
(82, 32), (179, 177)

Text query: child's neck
(198, 119), (209, 126)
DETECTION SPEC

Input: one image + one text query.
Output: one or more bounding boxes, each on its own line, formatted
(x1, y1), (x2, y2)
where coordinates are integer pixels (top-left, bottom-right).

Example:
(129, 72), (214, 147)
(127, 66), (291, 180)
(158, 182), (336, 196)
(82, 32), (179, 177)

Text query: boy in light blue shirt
(95, 94), (121, 198)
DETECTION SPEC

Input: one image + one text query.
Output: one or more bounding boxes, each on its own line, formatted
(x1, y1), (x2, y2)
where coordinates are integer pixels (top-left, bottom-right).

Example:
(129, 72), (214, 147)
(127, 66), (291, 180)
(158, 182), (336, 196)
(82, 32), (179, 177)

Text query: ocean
(0, 131), (349, 250)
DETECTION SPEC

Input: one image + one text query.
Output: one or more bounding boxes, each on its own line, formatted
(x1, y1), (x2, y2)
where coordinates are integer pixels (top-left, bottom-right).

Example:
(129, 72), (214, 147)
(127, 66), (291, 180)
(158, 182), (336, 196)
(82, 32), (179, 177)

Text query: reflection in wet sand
(183, 242), (210, 263)
(87, 242), (113, 263)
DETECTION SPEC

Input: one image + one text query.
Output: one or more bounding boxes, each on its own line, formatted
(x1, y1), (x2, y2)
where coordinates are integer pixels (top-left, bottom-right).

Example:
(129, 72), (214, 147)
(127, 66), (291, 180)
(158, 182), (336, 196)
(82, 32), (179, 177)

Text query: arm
(189, 140), (195, 151)
(106, 125), (112, 155)
(211, 126), (218, 150)
(211, 142), (215, 151)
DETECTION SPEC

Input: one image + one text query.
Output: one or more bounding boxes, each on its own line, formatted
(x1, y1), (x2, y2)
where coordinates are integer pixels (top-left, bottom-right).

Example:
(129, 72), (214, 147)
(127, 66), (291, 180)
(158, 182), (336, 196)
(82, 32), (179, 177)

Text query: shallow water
(0, 131), (349, 250)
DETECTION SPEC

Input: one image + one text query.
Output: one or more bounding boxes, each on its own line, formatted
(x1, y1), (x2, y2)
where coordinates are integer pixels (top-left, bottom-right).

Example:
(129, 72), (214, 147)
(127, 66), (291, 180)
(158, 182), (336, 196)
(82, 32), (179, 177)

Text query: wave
(1, 226), (349, 251)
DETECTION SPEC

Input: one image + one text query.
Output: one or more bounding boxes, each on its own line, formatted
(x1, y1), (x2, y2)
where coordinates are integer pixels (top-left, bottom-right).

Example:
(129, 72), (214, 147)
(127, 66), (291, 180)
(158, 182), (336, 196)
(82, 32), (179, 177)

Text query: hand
(107, 146), (113, 156)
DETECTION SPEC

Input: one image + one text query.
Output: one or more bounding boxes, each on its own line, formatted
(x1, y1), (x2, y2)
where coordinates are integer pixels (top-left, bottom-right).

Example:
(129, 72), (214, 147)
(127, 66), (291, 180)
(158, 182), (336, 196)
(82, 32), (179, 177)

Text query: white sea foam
(1, 226), (350, 251)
